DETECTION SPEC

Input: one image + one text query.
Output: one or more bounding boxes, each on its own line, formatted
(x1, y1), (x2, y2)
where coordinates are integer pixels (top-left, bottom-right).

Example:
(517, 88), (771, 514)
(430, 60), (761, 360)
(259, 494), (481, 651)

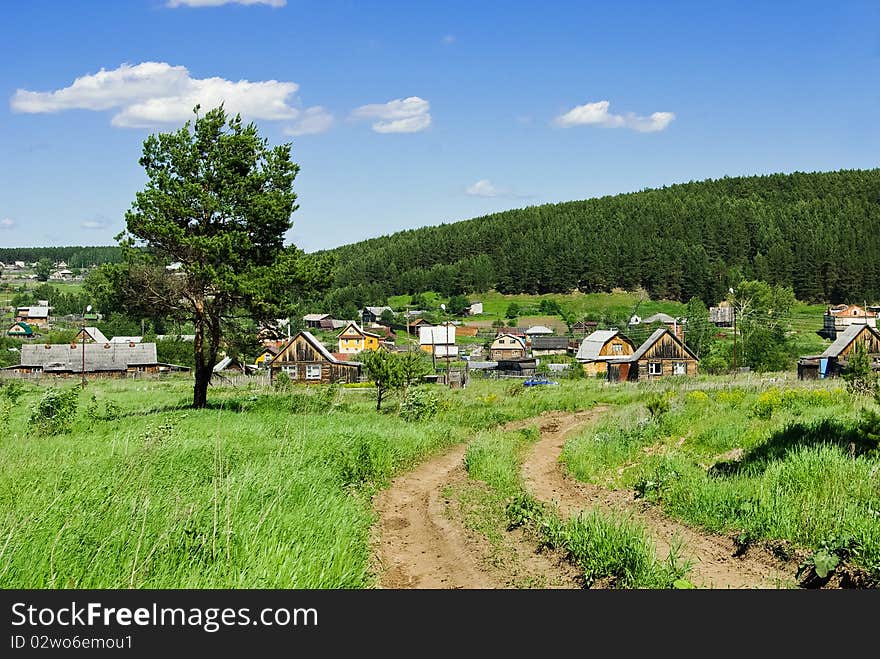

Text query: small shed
(797, 324), (880, 379)
(531, 336), (569, 356)
(496, 358), (538, 377)
(269, 331), (362, 384)
(607, 329), (698, 382)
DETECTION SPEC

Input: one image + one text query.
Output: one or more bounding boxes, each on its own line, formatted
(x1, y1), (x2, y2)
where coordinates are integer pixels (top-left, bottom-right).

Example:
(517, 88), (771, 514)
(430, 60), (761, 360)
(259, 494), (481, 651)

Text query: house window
(648, 362), (662, 376)
(306, 364), (321, 380)
(673, 362), (686, 376)
(283, 365), (298, 378)
(612, 343), (622, 354)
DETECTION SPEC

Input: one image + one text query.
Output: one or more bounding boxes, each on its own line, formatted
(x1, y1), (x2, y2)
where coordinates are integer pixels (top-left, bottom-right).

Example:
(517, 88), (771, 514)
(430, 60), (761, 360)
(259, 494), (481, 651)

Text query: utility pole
(729, 288), (737, 375)
(440, 303), (451, 387)
(81, 304), (92, 388)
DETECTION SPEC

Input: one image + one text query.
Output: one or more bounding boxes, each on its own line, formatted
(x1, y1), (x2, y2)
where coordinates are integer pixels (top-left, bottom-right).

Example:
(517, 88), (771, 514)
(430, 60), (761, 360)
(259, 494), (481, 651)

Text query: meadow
(562, 384), (880, 583)
(0, 376), (598, 588)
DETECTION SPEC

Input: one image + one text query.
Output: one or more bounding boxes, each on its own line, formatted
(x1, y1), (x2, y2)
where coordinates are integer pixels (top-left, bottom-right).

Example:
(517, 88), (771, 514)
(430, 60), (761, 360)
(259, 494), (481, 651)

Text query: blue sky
(1, 0), (878, 251)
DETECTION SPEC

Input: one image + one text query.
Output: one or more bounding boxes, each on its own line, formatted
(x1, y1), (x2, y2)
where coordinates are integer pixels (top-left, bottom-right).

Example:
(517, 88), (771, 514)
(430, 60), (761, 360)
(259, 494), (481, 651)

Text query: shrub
(645, 395), (671, 419)
(0, 380), (26, 404)
(399, 387), (439, 422)
(273, 372), (291, 391)
(752, 387), (782, 419)
(30, 387), (80, 435)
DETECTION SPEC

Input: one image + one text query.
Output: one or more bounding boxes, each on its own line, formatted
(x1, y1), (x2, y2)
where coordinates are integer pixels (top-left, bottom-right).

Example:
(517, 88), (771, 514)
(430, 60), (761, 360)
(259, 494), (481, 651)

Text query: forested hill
(0, 246), (122, 267)
(323, 169), (880, 308)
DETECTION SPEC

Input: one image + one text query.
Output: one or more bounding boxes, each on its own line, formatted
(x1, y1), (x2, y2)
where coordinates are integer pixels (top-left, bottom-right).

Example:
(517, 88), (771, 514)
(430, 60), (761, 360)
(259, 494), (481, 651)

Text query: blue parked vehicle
(523, 376), (559, 387)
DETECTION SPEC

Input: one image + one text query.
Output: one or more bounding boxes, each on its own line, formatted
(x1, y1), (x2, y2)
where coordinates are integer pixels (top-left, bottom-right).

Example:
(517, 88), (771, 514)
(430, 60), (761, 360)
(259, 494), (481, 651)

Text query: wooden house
(798, 324), (880, 379)
(14, 305), (50, 328)
(73, 327), (110, 344)
(6, 342), (187, 377)
(606, 328), (698, 382)
(408, 317), (430, 335)
(337, 322), (382, 354)
(495, 358), (538, 377)
(269, 331), (362, 384)
(361, 306), (393, 326)
(6, 322), (34, 338)
(530, 336), (569, 356)
(490, 333), (527, 360)
(576, 330), (636, 376)
(303, 313), (333, 329)
(254, 346), (279, 368)
(820, 304), (877, 340)
(571, 320), (598, 336)
(213, 356), (257, 375)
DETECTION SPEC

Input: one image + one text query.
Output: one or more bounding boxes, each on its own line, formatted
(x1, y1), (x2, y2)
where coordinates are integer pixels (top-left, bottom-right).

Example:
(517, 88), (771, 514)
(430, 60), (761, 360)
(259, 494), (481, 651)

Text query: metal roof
(614, 328), (698, 363)
(110, 336), (143, 343)
(642, 313), (677, 324)
(81, 327), (109, 344)
(821, 323), (880, 358)
(531, 336), (569, 349)
(576, 330), (622, 360)
(20, 342), (158, 372)
(525, 325), (554, 335)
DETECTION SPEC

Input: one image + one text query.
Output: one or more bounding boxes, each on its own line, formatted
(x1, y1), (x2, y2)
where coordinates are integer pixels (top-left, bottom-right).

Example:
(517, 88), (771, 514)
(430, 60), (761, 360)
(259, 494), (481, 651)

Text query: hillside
(322, 169), (880, 310)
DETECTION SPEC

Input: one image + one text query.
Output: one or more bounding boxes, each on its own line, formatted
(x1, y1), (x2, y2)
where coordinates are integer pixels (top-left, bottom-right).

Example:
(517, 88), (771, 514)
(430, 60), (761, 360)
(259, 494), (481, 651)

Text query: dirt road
(521, 410), (794, 589)
(373, 407), (794, 589)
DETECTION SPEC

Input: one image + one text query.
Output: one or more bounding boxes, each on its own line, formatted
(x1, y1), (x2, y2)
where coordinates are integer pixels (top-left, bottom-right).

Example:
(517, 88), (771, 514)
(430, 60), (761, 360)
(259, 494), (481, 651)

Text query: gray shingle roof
(81, 327), (109, 344)
(821, 324), (880, 359)
(531, 336), (569, 350)
(613, 328), (698, 363)
(20, 342), (158, 372)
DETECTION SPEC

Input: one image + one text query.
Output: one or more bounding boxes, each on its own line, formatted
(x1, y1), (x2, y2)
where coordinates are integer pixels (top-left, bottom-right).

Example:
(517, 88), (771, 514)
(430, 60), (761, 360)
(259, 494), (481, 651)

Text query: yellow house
(575, 330), (636, 376)
(254, 346), (279, 367)
(337, 322), (382, 354)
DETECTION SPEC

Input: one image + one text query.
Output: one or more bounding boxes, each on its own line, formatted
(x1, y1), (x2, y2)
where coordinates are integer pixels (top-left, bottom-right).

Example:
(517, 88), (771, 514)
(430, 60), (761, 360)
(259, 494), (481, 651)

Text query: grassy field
(0, 376), (600, 588)
(562, 384), (880, 582)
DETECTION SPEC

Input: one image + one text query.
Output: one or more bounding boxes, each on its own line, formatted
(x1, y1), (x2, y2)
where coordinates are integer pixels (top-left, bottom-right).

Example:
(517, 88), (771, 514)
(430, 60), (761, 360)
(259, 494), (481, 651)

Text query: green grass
(562, 383), (880, 580)
(0, 376), (607, 588)
(463, 406), (691, 588)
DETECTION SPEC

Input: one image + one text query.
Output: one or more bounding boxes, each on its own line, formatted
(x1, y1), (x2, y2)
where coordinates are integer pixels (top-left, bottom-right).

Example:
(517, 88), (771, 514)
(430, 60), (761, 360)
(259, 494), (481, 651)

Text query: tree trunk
(192, 307), (214, 409)
(376, 386), (383, 412)
(193, 365), (212, 409)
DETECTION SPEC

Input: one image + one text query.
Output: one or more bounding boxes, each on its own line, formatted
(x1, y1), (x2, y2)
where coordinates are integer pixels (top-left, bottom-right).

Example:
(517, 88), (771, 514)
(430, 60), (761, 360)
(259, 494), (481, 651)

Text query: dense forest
(320, 169), (880, 313)
(0, 246), (122, 267)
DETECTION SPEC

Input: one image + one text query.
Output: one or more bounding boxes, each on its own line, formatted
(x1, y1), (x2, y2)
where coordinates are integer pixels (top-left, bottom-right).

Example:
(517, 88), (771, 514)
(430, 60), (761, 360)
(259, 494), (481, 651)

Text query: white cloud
(442, 34), (456, 44)
(0, 218), (15, 230)
(351, 96), (431, 133)
(465, 179), (508, 198)
(10, 62), (312, 130)
(167, 0), (286, 7)
(554, 100), (675, 133)
(81, 219), (109, 230)
(284, 106), (334, 136)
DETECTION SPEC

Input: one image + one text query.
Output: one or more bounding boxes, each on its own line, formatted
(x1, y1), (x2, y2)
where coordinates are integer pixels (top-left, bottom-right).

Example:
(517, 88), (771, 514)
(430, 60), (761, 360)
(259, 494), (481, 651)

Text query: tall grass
(0, 376), (608, 588)
(562, 383), (880, 580)
(464, 419), (689, 588)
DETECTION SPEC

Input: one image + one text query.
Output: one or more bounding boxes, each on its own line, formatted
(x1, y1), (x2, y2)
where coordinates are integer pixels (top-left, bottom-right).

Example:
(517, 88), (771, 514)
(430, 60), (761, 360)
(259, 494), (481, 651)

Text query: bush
(399, 387), (439, 422)
(645, 395), (671, 419)
(273, 372), (291, 391)
(30, 387), (80, 435)
(752, 388), (782, 420)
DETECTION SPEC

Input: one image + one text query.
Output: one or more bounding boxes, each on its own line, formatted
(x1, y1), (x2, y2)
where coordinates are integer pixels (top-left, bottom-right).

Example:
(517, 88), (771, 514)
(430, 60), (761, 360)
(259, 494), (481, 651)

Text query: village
(4, 265), (880, 387)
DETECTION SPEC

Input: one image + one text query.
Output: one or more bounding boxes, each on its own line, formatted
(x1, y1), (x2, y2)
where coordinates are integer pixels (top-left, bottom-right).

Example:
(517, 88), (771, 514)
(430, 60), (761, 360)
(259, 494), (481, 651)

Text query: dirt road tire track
(372, 412), (582, 589)
(521, 408), (795, 589)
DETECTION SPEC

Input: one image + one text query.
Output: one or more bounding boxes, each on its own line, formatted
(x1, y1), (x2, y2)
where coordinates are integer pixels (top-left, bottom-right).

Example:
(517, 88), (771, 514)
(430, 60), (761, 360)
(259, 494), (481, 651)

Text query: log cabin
(606, 328), (698, 382)
(269, 331), (362, 384)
